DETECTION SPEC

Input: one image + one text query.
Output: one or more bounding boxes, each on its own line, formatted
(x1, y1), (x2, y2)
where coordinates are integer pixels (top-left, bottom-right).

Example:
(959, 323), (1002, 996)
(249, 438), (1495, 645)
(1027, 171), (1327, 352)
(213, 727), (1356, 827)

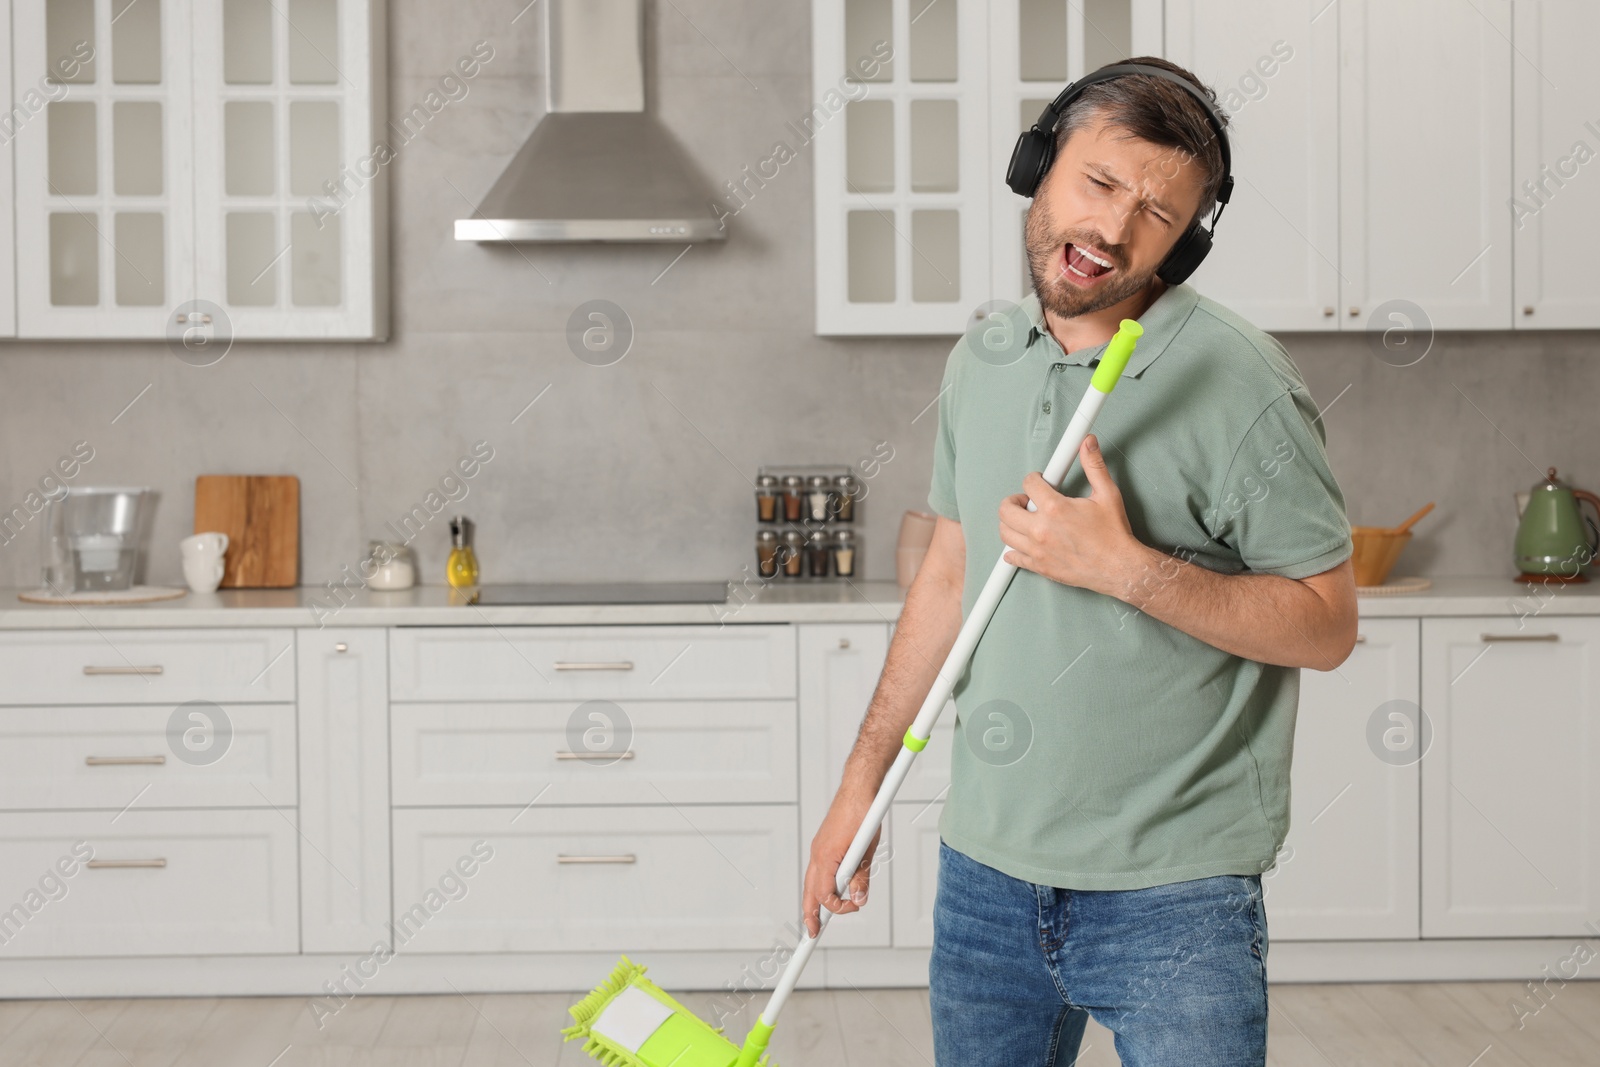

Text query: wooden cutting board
(193, 476), (299, 588)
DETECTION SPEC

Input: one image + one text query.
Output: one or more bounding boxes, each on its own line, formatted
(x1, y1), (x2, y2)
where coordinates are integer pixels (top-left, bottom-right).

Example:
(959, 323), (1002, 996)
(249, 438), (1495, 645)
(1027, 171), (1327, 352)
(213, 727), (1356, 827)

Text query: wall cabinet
(5, 0), (387, 341)
(1420, 616), (1600, 938)
(1266, 619), (1420, 940)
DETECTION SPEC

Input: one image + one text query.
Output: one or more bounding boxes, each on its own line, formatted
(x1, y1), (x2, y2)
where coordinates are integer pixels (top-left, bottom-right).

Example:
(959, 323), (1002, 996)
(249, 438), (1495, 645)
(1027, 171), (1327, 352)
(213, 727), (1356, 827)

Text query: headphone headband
(1004, 62), (1235, 285)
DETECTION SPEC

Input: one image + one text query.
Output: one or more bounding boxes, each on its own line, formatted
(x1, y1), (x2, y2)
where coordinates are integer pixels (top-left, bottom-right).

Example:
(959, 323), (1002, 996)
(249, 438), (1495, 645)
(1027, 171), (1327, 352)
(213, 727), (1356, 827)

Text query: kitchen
(2, 0), (1599, 1064)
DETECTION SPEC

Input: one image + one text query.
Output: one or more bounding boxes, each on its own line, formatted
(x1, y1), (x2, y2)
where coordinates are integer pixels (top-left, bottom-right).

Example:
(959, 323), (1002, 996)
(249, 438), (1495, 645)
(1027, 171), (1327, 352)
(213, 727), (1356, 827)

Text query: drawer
(389, 625), (795, 702)
(0, 705), (296, 810)
(392, 700), (796, 806)
(0, 809), (299, 957)
(391, 805), (799, 953)
(0, 629), (295, 705)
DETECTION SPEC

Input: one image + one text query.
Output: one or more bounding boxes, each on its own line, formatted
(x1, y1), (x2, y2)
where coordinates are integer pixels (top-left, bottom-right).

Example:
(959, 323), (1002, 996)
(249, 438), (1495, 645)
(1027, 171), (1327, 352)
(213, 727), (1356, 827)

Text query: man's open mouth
(1059, 243), (1117, 286)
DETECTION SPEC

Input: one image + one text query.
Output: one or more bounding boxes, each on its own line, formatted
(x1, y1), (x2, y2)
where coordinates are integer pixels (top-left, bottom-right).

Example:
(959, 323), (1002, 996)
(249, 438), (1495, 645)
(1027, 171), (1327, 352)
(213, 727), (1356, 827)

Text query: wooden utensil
(193, 476), (299, 588)
(1390, 502), (1434, 535)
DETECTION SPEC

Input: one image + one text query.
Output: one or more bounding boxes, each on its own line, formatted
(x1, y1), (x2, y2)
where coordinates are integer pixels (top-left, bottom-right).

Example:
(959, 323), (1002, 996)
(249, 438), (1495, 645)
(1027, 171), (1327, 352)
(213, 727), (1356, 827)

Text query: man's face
(1024, 115), (1207, 318)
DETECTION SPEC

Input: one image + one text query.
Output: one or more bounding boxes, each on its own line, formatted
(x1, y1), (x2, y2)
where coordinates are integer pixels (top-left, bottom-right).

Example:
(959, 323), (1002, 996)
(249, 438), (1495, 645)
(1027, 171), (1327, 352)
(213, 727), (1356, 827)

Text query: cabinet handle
(1523, 306), (1535, 316)
(1348, 306), (1361, 317)
(1354, 634), (1367, 643)
(555, 750), (635, 761)
(174, 312), (211, 325)
(1323, 306), (1335, 317)
(85, 755), (166, 766)
(82, 665), (164, 676)
(1481, 632), (1559, 642)
(86, 858), (167, 869)
(557, 854), (636, 865)
(838, 637), (851, 650)
(552, 661), (635, 671)
(334, 642), (348, 653)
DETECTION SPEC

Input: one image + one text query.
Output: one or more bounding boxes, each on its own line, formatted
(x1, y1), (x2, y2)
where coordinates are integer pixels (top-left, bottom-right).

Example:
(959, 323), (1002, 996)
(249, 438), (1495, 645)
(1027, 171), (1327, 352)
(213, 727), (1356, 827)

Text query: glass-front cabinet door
(192, 0), (387, 340)
(12, 0), (195, 337)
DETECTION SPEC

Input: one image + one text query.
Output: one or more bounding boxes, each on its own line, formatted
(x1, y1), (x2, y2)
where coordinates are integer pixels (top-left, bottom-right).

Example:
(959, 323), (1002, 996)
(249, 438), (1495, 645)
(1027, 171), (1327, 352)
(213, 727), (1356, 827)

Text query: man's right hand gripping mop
(562, 318), (1146, 1067)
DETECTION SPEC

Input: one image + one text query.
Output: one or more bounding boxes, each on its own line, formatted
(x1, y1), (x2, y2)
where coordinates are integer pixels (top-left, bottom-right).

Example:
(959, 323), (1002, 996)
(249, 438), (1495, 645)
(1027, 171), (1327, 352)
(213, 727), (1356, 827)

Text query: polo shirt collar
(1020, 283), (1199, 378)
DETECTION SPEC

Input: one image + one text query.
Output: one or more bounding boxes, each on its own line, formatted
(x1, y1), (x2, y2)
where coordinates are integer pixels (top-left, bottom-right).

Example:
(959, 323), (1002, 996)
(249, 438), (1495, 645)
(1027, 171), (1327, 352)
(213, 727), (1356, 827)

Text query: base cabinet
(1266, 619), (1420, 940)
(1420, 617), (1600, 938)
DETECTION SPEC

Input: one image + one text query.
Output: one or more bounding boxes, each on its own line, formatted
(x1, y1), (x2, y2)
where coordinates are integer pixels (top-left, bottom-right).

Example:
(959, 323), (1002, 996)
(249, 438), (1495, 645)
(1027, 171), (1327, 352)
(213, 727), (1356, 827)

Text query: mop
(564, 318), (1146, 1067)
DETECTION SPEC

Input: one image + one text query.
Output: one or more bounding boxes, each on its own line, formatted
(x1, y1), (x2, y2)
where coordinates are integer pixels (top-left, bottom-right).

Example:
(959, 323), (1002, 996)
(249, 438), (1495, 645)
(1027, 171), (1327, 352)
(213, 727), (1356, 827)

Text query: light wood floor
(2, 981), (1596, 1066)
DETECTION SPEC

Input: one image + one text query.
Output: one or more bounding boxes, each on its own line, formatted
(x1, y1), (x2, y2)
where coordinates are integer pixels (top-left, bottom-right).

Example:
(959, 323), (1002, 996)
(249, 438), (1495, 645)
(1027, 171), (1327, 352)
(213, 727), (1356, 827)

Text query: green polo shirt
(927, 282), (1352, 890)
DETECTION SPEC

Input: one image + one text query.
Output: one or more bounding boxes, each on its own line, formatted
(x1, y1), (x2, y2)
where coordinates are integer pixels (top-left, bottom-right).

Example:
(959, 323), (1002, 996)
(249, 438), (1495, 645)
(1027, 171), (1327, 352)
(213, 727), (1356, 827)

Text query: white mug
(180, 532), (229, 594)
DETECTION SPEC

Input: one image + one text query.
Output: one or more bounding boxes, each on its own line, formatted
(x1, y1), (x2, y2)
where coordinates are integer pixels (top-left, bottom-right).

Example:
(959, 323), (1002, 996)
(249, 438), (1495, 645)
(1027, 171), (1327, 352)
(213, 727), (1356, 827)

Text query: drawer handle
(1354, 634), (1366, 643)
(86, 858), (167, 869)
(85, 755), (167, 766)
(552, 661), (635, 672)
(1481, 632), (1559, 642)
(82, 665), (165, 676)
(557, 854), (637, 865)
(556, 750), (636, 761)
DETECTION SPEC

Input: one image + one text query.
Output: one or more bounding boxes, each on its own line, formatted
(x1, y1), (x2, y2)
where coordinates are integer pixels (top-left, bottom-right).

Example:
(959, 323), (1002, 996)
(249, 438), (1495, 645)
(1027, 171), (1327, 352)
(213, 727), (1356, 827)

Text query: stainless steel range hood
(454, 0), (726, 243)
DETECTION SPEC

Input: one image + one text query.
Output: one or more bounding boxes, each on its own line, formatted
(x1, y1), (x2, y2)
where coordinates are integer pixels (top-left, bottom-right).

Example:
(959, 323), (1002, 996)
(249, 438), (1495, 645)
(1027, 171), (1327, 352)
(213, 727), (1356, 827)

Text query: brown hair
(1052, 56), (1229, 224)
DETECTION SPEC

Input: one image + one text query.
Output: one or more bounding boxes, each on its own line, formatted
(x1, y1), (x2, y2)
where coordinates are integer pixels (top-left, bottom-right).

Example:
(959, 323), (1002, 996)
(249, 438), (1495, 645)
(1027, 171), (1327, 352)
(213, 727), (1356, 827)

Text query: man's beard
(1024, 197), (1159, 319)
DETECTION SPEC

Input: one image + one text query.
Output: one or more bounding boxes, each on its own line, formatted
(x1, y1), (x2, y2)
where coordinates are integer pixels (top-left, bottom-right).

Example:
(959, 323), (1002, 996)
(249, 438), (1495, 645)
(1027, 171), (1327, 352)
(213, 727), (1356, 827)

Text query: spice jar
(366, 540), (416, 590)
(755, 529), (779, 579)
(807, 529), (831, 577)
(781, 531), (805, 577)
(781, 475), (805, 522)
(755, 474), (779, 523)
(832, 528), (857, 577)
(832, 474), (859, 522)
(806, 475), (832, 522)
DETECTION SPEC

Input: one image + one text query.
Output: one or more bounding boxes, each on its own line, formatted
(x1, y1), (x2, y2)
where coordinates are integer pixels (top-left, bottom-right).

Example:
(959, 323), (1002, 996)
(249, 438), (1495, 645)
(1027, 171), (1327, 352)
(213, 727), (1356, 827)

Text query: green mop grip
(733, 1019), (775, 1067)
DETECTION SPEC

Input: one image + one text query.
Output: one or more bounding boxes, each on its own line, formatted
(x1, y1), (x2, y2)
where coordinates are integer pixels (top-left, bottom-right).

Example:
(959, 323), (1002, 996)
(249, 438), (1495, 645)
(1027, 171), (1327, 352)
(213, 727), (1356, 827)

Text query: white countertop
(1, 575), (1596, 629)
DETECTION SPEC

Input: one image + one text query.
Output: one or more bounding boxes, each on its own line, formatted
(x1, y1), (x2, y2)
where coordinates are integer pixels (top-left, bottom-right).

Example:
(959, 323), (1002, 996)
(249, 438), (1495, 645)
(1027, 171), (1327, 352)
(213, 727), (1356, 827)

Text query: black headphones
(1005, 63), (1235, 286)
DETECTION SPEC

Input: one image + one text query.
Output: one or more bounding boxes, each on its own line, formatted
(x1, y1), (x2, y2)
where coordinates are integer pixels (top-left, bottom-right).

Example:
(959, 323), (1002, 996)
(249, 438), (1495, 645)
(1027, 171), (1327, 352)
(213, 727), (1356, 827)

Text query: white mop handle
(752, 382), (1118, 1028)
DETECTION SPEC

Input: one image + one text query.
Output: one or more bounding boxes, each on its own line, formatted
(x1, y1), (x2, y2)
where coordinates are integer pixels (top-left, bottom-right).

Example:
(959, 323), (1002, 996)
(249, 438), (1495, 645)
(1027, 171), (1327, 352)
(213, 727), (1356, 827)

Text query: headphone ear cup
(1156, 221), (1213, 286)
(1006, 129), (1053, 198)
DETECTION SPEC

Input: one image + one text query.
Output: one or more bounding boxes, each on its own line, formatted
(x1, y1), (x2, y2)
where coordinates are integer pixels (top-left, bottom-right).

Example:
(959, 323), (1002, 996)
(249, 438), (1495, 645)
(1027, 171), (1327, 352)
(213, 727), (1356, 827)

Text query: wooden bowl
(1351, 526), (1412, 587)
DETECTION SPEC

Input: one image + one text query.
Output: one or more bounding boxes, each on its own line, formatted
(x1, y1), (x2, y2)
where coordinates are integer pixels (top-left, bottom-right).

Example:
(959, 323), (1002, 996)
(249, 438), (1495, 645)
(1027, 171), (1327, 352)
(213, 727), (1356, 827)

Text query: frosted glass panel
(909, 0), (956, 81)
(224, 0), (273, 84)
(1021, 98), (1051, 134)
(845, 100), (894, 193)
(847, 210), (894, 303)
(289, 101), (340, 197)
(1019, 0), (1067, 82)
(910, 100), (958, 192)
(50, 213), (99, 305)
(226, 102), (276, 195)
(46, 0), (96, 84)
(114, 212), (164, 305)
(48, 102), (97, 195)
(113, 102), (163, 195)
(844, 0), (891, 81)
(288, 0), (340, 84)
(111, 0), (162, 84)
(921, 209), (953, 302)
(291, 211), (341, 306)
(1084, 0), (1132, 72)
(912, 210), (959, 302)
(226, 212), (277, 305)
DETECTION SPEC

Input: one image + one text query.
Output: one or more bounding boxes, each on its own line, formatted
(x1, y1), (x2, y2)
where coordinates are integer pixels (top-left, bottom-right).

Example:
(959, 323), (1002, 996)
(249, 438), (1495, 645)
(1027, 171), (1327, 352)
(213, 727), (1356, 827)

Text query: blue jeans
(929, 841), (1268, 1067)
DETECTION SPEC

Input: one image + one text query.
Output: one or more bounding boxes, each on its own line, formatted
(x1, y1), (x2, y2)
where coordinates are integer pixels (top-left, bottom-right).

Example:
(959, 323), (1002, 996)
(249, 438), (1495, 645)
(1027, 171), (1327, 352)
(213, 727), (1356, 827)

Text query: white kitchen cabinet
(1339, 0), (1512, 331)
(1420, 616), (1600, 938)
(813, 0), (1161, 336)
(1165, 1), (1340, 332)
(0, 7), (16, 336)
(1265, 619), (1420, 940)
(798, 622), (893, 946)
(5, 0), (387, 340)
(888, 798), (943, 948)
(1511, 1), (1600, 329)
(297, 628), (391, 953)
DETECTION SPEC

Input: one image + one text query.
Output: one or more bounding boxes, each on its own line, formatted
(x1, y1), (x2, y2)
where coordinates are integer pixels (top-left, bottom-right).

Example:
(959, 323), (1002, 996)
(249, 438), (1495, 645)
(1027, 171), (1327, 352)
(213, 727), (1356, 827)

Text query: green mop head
(563, 956), (776, 1067)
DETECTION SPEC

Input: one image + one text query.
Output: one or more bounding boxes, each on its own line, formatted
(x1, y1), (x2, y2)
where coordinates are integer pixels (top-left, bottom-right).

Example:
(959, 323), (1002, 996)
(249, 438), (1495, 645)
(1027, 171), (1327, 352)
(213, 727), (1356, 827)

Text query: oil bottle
(446, 516), (480, 588)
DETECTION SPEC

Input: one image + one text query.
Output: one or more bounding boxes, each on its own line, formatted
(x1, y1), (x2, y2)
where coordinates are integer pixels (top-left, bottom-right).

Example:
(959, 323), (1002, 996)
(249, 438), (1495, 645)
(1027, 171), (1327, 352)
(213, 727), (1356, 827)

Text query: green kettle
(1513, 467), (1600, 580)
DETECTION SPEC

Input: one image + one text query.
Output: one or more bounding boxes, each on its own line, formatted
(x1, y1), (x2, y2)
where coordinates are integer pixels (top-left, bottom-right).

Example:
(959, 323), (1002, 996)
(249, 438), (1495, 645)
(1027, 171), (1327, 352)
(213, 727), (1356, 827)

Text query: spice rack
(754, 465), (860, 581)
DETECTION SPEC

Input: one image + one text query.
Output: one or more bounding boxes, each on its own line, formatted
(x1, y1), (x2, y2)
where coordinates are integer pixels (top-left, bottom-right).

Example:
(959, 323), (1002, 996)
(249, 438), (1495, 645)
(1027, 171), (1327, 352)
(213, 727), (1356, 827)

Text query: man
(802, 56), (1358, 1066)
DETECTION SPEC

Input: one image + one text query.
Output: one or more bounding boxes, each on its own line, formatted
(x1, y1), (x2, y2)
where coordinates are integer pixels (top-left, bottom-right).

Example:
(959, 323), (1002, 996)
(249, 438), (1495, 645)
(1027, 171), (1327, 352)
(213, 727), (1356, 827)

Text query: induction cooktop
(473, 581), (729, 605)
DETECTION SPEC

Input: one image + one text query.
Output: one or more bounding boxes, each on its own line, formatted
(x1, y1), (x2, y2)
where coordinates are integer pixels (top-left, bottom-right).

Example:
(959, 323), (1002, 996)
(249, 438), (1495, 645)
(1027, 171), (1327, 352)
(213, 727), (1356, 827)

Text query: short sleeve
(1206, 388), (1352, 579)
(926, 344), (962, 521)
